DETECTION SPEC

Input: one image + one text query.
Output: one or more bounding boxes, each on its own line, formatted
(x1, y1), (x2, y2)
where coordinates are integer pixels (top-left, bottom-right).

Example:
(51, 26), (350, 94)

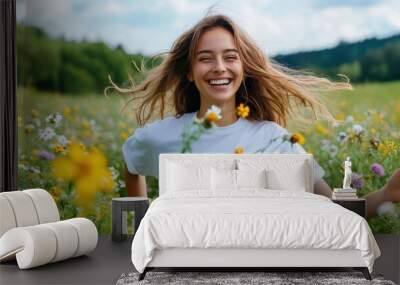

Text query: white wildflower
(28, 166), (41, 174)
(345, 115), (354, 123)
(46, 113), (63, 127)
(205, 105), (222, 120)
(352, 124), (363, 135)
(118, 180), (126, 188)
(57, 135), (69, 146)
(109, 166), (119, 180)
(327, 145), (338, 157)
(321, 139), (331, 150)
(38, 127), (56, 141)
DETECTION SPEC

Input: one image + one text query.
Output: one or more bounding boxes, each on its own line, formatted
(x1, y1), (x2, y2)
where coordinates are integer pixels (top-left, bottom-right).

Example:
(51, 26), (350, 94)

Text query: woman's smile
(188, 27), (244, 106)
(207, 78), (233, 91)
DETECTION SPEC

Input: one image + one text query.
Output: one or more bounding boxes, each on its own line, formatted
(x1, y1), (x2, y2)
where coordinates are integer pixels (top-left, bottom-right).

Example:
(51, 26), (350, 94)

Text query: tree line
(17, 25), (400, 95)
(275, 34), (400, 83)
(17, 25), (160, 95)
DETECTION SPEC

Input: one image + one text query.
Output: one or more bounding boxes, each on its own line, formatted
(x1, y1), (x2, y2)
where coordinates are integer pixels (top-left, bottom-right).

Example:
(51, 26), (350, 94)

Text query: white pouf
(0, 189), (98, 269)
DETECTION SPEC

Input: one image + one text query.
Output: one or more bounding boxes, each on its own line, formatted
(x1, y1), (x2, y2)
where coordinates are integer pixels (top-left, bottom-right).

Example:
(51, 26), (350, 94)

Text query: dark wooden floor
(0, 236), (134, 285)
(1, 234), (398, 285)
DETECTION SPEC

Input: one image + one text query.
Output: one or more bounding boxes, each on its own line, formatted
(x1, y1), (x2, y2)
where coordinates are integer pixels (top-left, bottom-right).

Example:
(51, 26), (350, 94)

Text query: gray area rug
(116, 271), (396, 285)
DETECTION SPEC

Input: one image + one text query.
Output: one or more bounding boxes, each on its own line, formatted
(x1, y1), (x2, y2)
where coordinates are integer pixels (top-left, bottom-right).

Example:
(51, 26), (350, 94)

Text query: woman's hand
(382, 169), (400, 203)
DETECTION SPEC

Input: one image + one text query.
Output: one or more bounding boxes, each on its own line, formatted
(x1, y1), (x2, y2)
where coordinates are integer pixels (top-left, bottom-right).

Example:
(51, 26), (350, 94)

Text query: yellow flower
(63, 107), (72, 117)
(378, 141), (398, 156)
(236, 103), (250, 118)
(52, 142), (115, 208)
(335, 114), (345, 121)
(52, 157), (78, 180)
(290, 133), (305, 145)
(234, 146), (244, 154)
(54, 144), (66, 154)
(120, 131), (129, 140)
(315, 123), (329, 135)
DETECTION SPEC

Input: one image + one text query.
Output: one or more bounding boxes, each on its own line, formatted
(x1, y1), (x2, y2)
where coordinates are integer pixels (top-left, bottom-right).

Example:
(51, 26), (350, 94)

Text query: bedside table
(112, 197), (149, 242)
(332, 198), (366, 218)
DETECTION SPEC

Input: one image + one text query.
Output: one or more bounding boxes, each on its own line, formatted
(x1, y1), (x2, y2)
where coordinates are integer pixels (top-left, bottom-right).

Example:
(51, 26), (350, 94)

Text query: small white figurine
(343, 157), (352, 189)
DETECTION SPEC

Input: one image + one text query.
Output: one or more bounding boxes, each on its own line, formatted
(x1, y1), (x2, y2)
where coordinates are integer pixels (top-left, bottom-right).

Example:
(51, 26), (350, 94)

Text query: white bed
(131, 154), (381, 280)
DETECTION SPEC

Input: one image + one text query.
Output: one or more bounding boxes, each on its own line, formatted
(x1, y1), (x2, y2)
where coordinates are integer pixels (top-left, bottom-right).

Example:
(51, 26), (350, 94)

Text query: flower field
(17, 81), (400, 234)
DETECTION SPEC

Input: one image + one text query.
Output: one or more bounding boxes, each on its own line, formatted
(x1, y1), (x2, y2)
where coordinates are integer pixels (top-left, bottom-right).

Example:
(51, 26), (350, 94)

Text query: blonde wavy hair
(109, 14), (352, 127)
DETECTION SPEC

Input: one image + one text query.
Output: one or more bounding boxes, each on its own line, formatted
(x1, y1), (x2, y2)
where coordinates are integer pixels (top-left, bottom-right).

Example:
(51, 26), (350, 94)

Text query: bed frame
(138, 248), (371, 280)
(138, 154), (373, 281)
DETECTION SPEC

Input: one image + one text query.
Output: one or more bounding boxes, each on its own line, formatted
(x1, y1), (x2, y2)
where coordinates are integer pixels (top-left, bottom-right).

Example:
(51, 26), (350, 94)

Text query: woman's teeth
(209, 79), (231, 85)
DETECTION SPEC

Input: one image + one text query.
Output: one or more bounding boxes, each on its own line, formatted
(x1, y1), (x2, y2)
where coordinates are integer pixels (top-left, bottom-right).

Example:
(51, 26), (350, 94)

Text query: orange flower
(205, 112), (219, 122)
(290, 133), (305, 145)
(204, 105), (222, 123)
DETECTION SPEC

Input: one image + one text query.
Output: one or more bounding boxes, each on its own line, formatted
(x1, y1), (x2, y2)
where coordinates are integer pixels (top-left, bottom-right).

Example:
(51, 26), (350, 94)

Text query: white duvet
(131, 190), (380, 273)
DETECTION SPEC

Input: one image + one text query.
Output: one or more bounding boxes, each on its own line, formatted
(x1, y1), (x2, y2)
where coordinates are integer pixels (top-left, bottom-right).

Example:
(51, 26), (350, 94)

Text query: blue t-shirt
(122, 112), (325, 183)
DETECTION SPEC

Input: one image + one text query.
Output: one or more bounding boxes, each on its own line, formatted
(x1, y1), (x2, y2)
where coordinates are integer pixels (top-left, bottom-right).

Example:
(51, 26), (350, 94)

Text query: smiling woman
(110, 14), (348, 195)
(109, 13), (400, 219)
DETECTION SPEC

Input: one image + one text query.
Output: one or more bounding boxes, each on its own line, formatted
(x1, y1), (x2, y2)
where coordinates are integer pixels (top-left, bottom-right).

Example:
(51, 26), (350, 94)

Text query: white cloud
(16, 0), (400, 56)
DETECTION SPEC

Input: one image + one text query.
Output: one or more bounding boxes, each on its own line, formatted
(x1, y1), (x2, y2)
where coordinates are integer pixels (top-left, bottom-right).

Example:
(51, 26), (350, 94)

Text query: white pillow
(266, 168), (307, 192)
(167, 162), (212, 191)
(212, 168), (236, 190)
(236, 169), (268, 189)
(211, 168), (268, 190)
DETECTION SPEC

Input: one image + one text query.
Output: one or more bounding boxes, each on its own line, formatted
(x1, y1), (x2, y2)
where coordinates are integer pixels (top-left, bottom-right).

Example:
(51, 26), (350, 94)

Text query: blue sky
(17, 0), (400, 56)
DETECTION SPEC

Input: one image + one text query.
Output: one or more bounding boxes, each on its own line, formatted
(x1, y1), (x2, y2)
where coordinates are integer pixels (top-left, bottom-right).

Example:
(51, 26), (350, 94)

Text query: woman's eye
(199, 57), (211, 62)
(225, 56), (238, 61)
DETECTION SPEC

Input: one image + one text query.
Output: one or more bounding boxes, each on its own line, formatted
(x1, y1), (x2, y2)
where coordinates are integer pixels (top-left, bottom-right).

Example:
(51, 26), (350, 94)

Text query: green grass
(17, 81), (400, 234)
(338, 80), (400, 106)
